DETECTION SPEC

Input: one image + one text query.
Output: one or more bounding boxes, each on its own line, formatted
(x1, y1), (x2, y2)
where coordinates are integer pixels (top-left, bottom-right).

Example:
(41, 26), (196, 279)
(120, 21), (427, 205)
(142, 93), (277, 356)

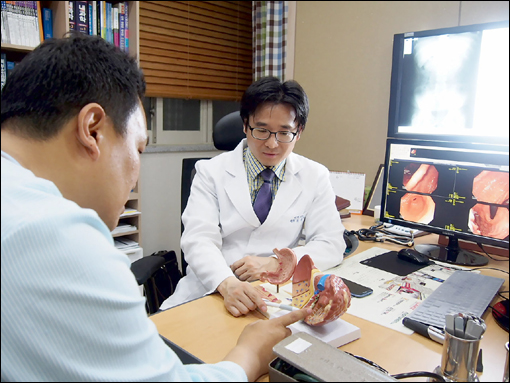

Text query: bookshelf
(1, 1), (143, 262)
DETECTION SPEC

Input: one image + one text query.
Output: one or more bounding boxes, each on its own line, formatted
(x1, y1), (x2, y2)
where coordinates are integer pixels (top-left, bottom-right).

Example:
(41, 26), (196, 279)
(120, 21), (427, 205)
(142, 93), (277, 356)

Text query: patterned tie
(253, 168), (275, 224)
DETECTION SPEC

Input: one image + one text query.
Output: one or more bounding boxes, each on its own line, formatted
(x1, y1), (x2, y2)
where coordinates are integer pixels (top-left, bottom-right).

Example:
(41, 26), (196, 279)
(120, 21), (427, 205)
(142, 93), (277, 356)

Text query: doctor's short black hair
(1, 32), (146, 140)
(240, 76), (309, 131)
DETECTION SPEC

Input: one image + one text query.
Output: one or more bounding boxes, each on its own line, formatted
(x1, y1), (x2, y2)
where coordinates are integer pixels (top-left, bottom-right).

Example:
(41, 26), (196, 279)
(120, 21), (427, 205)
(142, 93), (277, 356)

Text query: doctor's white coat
(159, 139), (346, 310)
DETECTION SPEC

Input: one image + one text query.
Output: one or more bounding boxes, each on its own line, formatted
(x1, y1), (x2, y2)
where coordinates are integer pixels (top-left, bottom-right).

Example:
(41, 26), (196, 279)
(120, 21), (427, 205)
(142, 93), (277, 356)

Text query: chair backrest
(212, 111), (245, 151)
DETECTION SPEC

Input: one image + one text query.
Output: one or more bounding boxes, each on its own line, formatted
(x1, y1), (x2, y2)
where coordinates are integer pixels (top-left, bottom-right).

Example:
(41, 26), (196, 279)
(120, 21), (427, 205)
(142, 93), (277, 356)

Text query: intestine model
(260, 248), (351, 326)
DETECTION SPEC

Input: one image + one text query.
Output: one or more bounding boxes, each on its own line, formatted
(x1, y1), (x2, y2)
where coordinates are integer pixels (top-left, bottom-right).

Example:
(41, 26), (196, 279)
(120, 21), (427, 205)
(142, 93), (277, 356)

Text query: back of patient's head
(240, 76), (309, 130)
(1, 32), (146, 140)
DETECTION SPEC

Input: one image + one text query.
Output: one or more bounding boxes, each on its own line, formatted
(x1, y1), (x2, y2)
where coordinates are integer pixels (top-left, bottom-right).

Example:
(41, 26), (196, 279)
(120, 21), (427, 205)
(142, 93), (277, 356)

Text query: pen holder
(436, 329), (481, 382)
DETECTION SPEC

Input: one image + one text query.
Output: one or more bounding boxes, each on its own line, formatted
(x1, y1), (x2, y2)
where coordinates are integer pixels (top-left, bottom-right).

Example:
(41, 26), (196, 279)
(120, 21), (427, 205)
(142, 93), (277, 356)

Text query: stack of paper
(113, 236), (139, 251)
(111, 223), (137, 236)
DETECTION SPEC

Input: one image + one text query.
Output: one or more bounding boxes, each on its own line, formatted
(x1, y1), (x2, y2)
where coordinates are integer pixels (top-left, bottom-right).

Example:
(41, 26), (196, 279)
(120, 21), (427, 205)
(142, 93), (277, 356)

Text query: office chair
(179, 111), (246, 275)
(130, 250), (182, 315)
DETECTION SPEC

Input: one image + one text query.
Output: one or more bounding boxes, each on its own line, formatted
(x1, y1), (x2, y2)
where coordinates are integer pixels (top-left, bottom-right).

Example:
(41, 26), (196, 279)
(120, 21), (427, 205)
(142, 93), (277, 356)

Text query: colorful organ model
(260, 248), (351, 326)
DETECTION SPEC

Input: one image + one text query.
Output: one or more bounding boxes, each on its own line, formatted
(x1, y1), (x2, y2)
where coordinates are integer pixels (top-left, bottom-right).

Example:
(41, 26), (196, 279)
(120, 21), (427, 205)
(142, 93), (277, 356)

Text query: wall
(293, 1), (509, 186)
(139, 149), (218, 262)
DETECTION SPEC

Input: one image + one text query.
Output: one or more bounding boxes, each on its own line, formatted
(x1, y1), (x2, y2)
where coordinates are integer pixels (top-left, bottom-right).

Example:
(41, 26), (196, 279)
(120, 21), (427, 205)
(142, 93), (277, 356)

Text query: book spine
(1, 1), (8, 44)
(101, 1), (105, 39)
(68, 1), (76, 30)
(91, 0), (96, 35)
(1, 53), (6, 90)
(76, 1), (88, 34)
(105, 1), (110, 43)
(36, 1), (43, 44)
(112, 4), (119, 47)
(42, 7), (52, 39)
(118, 1), (125, 52)
(10, 1), (19, 45)
(124, 1), (128, 52)
(6, 60), (15, 77)
(87, 1), (92, 34)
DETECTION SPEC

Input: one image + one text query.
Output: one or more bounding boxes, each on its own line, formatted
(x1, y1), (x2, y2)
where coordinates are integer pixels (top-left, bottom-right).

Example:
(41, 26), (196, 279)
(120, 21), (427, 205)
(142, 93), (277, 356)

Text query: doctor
(160, 77), (346, 316)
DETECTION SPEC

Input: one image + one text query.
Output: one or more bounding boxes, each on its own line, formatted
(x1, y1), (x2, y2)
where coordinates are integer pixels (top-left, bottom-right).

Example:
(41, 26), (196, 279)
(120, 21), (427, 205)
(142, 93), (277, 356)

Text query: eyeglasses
(247, 125), (299, 143)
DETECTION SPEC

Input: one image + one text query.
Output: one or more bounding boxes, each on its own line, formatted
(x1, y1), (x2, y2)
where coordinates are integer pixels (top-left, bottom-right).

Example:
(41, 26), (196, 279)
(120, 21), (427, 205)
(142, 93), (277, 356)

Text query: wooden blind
(139, 1), (252, 101)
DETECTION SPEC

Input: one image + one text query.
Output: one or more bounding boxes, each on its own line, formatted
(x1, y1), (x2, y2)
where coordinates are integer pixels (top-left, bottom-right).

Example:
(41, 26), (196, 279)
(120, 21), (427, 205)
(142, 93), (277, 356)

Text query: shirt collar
(244, 147), (286, 181)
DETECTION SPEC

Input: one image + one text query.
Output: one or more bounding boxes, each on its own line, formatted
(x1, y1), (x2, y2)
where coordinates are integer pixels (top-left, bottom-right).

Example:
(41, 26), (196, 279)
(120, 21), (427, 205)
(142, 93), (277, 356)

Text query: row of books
(69, 1), (130, 52)
(1, 52), (17, 90)
(1, 1), (43, 47)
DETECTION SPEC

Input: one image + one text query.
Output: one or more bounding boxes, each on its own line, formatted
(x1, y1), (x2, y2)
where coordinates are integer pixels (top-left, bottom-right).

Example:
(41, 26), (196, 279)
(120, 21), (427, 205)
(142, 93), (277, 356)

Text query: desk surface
(150, 215), (509, 382)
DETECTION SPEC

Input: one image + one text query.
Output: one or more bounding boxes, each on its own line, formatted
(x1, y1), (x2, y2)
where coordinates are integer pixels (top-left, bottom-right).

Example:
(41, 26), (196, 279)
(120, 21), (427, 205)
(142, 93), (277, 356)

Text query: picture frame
(362, 164), (384, 217)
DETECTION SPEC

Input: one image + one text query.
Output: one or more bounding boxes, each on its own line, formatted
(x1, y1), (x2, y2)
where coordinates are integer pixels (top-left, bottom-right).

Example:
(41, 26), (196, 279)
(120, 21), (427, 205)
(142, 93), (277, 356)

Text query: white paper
(329, 171), (366, 211)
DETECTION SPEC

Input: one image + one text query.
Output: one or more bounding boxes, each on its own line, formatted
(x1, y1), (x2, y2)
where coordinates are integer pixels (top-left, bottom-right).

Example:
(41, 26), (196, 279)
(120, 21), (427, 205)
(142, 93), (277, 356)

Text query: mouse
(397, 248), (430, 265)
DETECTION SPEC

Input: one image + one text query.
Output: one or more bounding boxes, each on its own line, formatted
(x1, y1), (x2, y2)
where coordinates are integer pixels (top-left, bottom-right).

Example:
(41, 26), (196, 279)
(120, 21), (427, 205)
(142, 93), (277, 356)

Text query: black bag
(143, 250), (182, 314)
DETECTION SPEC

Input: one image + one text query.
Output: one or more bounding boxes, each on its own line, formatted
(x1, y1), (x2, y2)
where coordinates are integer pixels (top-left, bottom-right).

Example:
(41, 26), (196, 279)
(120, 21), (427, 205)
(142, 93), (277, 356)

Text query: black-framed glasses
(247, 125), (299, 143)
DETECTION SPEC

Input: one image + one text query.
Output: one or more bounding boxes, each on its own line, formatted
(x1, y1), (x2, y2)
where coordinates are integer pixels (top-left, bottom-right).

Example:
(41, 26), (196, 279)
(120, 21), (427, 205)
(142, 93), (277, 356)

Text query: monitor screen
(380, 139), (509, 265)
(387, 21), (509, 146)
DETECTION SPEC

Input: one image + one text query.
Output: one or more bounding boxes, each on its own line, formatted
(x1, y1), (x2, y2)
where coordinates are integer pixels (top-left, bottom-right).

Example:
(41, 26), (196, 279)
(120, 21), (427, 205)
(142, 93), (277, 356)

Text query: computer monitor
(380, 139), (509, 266)
(387, 20), (509, 145)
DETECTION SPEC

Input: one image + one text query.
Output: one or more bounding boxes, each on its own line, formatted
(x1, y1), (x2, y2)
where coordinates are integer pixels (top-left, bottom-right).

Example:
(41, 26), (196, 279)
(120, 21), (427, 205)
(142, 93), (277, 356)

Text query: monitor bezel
(380, 138), (509, 250)
(387, 20), (510, 146)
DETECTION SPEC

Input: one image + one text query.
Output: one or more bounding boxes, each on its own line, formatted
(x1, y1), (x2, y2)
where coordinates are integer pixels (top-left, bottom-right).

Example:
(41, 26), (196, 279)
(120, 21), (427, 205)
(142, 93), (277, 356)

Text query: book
(118, 2), (125, 51)
(36, 1), (43, 43)
(1, 53), (6, 90)
(112, 3), (119, 47)
(42, 7), (52, 39)
(124, 1), (128, 52)
(68, 1), (76, 30)
(105, 1), (111, 43)
(6, 61), (15, 77)
(90, 1), (97, 35)
(76, 1), (88, 34)
(87, 1), (93, 35)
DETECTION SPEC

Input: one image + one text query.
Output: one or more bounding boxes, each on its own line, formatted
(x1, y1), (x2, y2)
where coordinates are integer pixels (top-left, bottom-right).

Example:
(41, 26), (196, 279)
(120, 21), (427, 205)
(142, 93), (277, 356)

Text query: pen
(402, 317), (444, 344)
(263, 300), (299, 311)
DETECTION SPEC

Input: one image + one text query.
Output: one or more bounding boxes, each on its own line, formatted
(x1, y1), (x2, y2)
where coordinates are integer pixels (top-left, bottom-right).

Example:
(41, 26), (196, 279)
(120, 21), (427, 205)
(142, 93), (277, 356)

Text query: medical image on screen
(469, 204), (509, 240)
(468, 170), (509, 239)
(400, 193), (435, 224)
(384, 147), (509, 242)
(403, 163), (438, 193)
(472, 170), (509, 204)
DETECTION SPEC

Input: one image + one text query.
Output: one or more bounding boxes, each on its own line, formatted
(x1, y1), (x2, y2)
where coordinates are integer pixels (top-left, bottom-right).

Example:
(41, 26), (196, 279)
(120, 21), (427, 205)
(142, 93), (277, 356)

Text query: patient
(1, 32), (309, 382)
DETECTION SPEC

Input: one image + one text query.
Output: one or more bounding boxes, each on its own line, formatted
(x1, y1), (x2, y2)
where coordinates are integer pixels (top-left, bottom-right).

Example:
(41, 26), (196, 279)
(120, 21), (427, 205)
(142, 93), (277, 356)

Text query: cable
(392, 371), (446, 381)
(469, 267), (509, 276)
(350, 228), (414, 247)
(476, 242), (509, 261)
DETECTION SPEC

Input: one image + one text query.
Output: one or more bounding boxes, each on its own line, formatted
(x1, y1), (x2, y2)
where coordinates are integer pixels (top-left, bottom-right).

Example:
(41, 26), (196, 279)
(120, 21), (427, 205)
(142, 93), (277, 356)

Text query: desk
(150, 215), (509, 382)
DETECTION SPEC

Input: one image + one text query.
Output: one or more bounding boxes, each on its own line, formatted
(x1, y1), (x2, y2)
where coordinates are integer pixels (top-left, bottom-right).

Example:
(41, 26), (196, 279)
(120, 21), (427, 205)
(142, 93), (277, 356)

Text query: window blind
(139, 1), (252, 101)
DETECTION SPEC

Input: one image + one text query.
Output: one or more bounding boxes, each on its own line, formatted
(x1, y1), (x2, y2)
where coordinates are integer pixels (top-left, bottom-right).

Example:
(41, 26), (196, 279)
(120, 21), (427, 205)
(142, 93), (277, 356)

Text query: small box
(269, 332), (398, 382)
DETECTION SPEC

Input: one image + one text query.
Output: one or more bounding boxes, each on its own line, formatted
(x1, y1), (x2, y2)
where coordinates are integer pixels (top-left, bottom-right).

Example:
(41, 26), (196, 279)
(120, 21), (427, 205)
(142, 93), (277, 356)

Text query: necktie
(253, 168), (275, 224)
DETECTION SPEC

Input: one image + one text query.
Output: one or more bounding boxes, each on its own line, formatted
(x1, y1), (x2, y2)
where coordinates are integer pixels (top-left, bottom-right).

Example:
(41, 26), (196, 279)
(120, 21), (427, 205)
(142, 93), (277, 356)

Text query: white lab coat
(159, 139), (345, 310)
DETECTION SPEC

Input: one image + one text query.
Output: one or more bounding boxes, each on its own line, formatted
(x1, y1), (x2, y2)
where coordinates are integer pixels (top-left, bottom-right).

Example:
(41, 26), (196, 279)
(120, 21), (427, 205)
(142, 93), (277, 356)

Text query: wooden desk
(150, 215), (509, 382)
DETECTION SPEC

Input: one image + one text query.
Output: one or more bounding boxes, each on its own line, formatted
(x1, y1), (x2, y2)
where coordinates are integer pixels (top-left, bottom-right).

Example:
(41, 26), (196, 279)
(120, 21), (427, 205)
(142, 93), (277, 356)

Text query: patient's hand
(231, 256), (279, 281)
(217, 276), (267, 317)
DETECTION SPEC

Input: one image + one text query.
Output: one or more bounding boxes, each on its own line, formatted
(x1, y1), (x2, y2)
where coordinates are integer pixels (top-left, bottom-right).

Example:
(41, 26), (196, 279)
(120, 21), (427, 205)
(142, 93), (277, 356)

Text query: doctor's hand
(217, 276), (267, 317)
(231, 256), (279, 281)
(223, 307), (311, 382)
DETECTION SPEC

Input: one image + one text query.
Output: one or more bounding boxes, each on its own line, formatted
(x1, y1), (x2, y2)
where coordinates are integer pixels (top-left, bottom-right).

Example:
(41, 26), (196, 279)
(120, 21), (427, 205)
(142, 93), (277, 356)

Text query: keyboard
(406, 270), (504, 329)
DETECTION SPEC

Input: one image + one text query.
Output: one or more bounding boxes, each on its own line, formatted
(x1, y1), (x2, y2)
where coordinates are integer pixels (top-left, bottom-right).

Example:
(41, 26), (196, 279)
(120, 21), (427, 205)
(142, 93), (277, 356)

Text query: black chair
(179, 111), (246, 275)
(130, 250), (182, 315)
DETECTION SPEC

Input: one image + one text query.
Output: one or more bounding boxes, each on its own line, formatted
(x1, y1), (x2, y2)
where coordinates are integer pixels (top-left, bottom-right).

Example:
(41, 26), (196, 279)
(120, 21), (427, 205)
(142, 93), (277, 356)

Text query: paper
(325, 247), (473, 334)
(329, 171), (366, 212)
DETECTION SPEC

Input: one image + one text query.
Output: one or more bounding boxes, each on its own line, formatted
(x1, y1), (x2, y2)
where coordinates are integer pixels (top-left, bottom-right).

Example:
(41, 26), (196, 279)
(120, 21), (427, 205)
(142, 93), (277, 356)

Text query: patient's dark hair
(1, 32), (146, 140)
(240, 76), (309, 131)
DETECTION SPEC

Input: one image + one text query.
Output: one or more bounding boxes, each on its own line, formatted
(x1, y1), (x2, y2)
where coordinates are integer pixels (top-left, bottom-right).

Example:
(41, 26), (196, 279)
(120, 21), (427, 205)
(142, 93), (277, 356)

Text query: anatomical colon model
(400, 163), (438, 224)
(469, 170), (509, 240)
(260, 248), (351, 326)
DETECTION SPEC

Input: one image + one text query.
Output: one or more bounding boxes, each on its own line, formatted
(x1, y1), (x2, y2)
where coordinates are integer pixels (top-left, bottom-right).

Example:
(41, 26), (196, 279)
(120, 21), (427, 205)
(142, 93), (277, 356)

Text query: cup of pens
(435, 312), (486, 382)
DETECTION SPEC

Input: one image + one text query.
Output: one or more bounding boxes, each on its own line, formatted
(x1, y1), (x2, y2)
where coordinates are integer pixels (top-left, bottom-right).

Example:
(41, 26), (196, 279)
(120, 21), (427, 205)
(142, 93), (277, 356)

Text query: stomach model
(261, 249), (351, 326)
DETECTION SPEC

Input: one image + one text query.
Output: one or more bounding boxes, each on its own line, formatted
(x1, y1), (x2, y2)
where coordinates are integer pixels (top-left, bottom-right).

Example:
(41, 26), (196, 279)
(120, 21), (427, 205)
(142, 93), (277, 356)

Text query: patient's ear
(75, 103), (107, 161)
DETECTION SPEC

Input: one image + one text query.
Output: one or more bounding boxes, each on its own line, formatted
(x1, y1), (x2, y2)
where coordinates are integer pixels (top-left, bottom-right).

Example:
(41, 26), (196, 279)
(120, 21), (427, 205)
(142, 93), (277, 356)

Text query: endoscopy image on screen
(468, 170), (509, 240)
(383, 142), (509, 242)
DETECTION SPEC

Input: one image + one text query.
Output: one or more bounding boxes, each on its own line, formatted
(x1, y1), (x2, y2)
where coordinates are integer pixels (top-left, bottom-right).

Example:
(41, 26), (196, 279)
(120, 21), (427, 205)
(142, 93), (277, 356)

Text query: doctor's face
(244, 102), (301, 167)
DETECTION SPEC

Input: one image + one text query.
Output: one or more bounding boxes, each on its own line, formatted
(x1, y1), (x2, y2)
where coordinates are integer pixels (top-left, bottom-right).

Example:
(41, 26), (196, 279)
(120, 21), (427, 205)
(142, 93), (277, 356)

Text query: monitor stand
(415, 237), (488, 266)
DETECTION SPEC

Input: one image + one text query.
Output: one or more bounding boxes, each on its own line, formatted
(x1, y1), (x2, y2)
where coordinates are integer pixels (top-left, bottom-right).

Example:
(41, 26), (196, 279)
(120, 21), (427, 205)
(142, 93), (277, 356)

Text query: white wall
(139, 150), (219, 267)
